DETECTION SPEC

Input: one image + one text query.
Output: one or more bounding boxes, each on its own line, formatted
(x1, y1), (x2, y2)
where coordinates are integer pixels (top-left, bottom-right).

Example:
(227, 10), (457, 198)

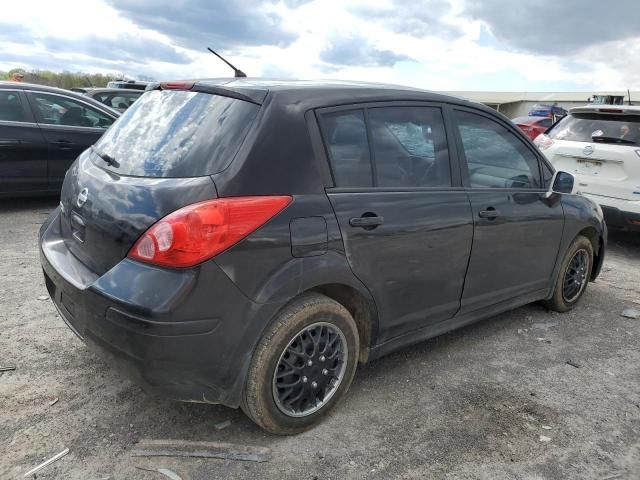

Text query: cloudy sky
(2, 0), (639, 91)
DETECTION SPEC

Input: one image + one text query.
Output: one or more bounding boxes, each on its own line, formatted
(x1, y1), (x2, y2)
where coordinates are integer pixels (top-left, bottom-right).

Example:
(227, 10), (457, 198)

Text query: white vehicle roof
(570, 104), (640, 115)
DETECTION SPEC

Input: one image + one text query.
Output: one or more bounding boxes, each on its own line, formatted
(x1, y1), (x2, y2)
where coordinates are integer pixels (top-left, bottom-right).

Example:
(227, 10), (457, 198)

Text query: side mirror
(544, 171), (577, 198)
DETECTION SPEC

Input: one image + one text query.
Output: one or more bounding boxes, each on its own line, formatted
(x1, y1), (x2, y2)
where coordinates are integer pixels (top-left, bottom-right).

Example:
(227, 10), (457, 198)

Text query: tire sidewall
(553, 236), (594, 311)
(244, 295), (359, 434)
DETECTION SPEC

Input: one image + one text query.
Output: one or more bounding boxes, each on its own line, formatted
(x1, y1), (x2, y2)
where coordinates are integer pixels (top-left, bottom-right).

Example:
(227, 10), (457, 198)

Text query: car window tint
(538, 118), (552, 128)
(0, 91), (27, 122)
(548, 112), (640, 145)
(368, 106), (451, 187)
(541, 160), (554, 188)
(29, 93), (114, 128)
(455, 110), (541, 189)
(95, 90), (259, 178)
(319, 110), (373, 187)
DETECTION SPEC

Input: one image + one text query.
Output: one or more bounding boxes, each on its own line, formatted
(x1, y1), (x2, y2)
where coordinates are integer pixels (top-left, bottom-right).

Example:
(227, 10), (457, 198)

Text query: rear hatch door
(57, 87), (261, 275)
(545, 109), (640, 201)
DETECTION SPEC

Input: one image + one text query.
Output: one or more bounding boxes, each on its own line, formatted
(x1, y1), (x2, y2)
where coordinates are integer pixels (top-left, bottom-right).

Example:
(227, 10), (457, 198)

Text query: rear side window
(548, 113), (640, 145)
(454, 110), (541, 189)
(28, 92), (114, 128)
(319, 110), (373, 187)
(95, 92), (142, 110)
(368, 106), (450, 187)
(94, 90), (260, 177)
(537, 118), (552, 128)
(0, 91), (26, 122)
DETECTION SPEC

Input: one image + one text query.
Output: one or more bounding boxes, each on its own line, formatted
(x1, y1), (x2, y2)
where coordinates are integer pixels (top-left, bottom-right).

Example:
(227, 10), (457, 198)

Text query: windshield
(94, 90), (260, 177)
(547, 112), (640, 146)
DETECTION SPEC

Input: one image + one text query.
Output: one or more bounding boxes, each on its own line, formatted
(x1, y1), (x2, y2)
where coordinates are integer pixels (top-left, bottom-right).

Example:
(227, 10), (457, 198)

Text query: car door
(451, 107), (564, 314)
(0, 89), (48, 194)
(318, 104), (474, 343)
(25, 91), (115, 192)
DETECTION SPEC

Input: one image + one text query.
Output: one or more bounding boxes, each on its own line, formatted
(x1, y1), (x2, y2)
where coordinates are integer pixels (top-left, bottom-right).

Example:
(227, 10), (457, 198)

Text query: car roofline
(570, 104), (640, 115)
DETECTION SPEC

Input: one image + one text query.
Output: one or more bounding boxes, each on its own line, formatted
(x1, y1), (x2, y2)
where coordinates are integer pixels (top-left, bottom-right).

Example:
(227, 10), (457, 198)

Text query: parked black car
(0, 82), (119, 197)
(40, 79), (606, 434)
(83, 88), (144, 112)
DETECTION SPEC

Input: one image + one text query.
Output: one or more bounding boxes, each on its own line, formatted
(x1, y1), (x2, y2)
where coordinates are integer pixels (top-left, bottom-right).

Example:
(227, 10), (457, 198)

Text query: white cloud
(1, 0), (638, 91)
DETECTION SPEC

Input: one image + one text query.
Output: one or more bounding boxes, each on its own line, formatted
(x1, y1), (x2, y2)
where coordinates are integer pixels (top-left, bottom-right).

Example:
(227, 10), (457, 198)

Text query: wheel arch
(306, 283), (378, 363)
(576, 226), (604, 280)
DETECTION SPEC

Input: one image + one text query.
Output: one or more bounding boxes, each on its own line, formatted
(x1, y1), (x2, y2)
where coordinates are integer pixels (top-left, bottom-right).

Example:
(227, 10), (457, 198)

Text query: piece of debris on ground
(136, 466), (183, 480)
(130, 439), (271, 463)
(214, 420), (232, 430)
(23, 447), (69, 477)
(621, 308), (640, 319)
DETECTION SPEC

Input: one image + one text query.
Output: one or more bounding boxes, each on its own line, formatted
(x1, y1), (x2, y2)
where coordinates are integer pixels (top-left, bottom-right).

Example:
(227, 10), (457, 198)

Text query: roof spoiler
(145, 81), (265, 105)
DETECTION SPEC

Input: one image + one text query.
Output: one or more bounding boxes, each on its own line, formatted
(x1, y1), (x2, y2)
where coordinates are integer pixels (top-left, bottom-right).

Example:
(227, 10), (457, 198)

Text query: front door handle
(479, 208), (499, 219)
(349, 215), (384, 229)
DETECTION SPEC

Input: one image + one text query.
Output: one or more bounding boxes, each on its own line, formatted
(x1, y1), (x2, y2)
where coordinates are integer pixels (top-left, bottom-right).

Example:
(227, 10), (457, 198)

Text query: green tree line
(1, 68), (120, 89)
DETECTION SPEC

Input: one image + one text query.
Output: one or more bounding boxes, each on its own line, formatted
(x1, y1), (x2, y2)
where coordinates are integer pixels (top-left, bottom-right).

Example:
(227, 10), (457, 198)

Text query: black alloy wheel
(562, 248), (589, 303)
(273, 322), (348, 417)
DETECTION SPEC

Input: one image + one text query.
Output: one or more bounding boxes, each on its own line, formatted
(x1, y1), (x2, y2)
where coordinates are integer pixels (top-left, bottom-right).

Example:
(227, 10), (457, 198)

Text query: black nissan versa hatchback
(40, 79), (606, 434)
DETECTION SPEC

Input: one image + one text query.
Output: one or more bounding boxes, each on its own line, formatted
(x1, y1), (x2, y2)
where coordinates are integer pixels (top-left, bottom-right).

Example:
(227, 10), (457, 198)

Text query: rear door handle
(349, 215), (384, 229)
(479, 208), (500, 219)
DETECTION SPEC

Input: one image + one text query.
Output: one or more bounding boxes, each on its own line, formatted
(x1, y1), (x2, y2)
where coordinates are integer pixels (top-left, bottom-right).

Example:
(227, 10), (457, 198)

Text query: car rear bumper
(39, 208), (281, 407)
(582, 193), (640, 232)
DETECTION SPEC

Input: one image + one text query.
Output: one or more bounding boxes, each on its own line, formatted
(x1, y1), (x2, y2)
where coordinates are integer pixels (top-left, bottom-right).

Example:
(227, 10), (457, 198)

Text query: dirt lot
(1, 197), (639, 480)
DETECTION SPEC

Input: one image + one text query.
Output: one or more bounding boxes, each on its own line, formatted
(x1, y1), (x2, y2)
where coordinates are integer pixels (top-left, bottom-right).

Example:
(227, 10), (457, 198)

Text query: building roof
(442, 91), (640, 105)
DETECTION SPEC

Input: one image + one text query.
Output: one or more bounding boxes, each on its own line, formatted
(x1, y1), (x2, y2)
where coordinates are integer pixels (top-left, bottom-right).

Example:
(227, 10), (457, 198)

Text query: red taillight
(597, 108), (622, 114)
(128, 196), (292, 268)
(160, 81), (195, 90)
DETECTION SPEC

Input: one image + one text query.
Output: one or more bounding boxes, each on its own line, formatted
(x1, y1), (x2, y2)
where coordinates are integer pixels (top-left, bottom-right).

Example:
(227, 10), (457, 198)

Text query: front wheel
(241, 293), (359, 435)
(543, 235), (594, 312)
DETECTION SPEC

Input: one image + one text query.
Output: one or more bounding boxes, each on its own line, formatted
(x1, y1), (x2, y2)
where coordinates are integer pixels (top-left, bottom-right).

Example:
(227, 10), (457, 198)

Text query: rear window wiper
(592, 136), (637, 146)
(91, 146), (120, 168)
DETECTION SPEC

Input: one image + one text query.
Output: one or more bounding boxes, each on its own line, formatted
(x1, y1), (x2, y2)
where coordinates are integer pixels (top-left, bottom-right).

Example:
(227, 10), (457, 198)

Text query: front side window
(29, 92), (114, 128)
(454, 110), (541, 189)
(368, 106), (450, 187)
(319, 109), (373, 187)
(0, 91), (27, 122)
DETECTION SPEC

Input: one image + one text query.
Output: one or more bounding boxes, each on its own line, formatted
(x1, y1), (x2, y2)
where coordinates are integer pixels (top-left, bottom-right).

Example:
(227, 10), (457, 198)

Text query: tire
(241, 293), (359, 435)
(543, 235), (594, 313)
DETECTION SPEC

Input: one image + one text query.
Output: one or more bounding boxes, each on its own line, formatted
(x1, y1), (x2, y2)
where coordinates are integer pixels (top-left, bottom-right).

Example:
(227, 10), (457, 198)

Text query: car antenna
(207, 48), (247, 78)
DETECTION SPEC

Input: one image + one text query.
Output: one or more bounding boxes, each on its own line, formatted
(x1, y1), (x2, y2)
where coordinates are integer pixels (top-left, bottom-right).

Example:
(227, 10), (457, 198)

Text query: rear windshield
(94, 90), (259, 177)
(548, 112), (640, 146)
(512, 116), (533, 124)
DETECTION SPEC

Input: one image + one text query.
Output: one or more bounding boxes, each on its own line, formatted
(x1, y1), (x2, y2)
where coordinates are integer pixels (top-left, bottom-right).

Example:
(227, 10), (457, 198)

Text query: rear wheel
(241, 293), (359, 435)
(544, 235), (594, 312)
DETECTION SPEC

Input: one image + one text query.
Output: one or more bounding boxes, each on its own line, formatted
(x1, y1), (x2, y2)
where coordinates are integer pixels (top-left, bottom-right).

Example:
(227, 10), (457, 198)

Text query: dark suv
(40, 79), (606, 434)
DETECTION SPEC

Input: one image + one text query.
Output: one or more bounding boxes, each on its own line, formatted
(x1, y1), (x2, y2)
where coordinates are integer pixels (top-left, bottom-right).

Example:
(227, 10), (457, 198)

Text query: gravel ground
(1, 197), (639, 480)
